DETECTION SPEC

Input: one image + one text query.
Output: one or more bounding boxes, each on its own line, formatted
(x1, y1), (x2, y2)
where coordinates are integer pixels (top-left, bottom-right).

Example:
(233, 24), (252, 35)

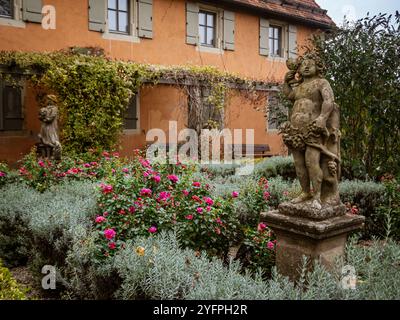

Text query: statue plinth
(260, 204), (365, 281)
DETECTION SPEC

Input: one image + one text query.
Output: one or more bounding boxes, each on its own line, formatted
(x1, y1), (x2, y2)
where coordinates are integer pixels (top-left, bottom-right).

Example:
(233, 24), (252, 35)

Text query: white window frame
(103, 0), (140, 43)
(267, 19), (288, 62)
(0, 0), (25, 28)
(123, 91), (141, 135)
(196, 4), (224, 54)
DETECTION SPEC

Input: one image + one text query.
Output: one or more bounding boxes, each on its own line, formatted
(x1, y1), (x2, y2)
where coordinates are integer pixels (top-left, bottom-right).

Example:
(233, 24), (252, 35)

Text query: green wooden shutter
(88, 0), (106, 32)
(288, 24), (298, 59)
(138, 0), (153, 39)
(2, 85), (23, 131)
(124, 95), (138, 129)
(259, 18), (269, 56)
(223, 10), (235, 51)
(186, 2), (199, 45)
(22, 0), (43, 23)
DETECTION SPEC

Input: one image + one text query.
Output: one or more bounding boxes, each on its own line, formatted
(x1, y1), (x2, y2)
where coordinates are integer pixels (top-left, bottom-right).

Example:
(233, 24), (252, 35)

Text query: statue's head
(297, 52), (325, 79)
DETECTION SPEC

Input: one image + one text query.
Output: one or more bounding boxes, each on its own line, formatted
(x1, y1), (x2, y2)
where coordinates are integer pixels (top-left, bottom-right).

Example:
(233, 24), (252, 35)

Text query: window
(269, 25), (282, 57)
(124, 94), (139, 130)
(0, 82), (23, 131)
(199, 10), (216, 47)
(0, 0), (13, 18)
(108, 0), (130, 34)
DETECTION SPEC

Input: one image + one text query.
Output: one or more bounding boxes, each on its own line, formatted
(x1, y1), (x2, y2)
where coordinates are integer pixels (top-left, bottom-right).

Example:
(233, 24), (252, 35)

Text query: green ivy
(0, 48), (268, 154)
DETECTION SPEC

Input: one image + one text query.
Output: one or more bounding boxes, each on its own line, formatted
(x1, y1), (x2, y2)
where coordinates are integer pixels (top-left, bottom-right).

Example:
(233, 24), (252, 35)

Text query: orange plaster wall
(0, 0), (318, 163)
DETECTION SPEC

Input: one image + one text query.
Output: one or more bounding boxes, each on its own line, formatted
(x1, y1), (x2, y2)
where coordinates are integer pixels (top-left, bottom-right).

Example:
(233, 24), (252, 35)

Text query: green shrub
(253, 156), (296, 180)
(339, 180), (386, 238)
(114, 233), (400, 300)
(0, 181), (97, 268)
(376, 179), (400, 240)
(0, 260), (28, 300)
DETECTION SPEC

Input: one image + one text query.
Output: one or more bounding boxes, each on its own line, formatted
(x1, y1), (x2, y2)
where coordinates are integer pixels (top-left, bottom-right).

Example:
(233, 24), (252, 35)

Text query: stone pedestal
(260, 203), (365, 281)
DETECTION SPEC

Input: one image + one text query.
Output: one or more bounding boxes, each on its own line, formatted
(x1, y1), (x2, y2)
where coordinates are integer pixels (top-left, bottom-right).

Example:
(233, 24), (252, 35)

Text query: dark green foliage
(313, 13), (400, 179)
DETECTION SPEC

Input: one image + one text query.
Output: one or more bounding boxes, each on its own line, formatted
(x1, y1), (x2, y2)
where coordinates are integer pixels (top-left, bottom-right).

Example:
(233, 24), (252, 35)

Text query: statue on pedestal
(279, 53), (341, 215)
(260, 53), (365, 281)
(37, 94), (62, 160)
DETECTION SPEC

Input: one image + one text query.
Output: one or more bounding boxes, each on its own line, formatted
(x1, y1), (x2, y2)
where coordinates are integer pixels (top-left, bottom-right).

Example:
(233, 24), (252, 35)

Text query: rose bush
(93, 153), (252, 258)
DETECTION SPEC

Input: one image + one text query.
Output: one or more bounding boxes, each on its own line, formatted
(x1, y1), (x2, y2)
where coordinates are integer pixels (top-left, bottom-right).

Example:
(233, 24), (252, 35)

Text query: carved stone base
(278, 201), (346, 221)
(260, 207), (365, 281)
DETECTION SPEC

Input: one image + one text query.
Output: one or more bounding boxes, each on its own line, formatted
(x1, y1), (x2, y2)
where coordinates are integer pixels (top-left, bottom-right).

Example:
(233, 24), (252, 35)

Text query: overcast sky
(315, 0), (399, 25)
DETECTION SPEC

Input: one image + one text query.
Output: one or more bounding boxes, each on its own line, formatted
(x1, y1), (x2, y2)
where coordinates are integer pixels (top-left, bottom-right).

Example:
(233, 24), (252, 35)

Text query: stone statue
(280, 53), (341, 213)
(38, 94), (62, 160)
(260, 54), (365, 280)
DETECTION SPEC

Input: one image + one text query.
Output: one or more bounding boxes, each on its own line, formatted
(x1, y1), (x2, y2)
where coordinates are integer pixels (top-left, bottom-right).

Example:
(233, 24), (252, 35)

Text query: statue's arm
(317, 80), (335, 126)
(283, 71), (296, 101)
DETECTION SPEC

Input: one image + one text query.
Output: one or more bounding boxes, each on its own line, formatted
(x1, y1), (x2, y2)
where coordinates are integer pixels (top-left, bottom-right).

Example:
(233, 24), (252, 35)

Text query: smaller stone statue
(38, 94), (62, 160)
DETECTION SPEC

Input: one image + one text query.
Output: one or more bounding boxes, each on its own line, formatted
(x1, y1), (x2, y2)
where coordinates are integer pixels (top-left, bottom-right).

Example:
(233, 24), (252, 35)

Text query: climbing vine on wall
(0, 48), (275, 154)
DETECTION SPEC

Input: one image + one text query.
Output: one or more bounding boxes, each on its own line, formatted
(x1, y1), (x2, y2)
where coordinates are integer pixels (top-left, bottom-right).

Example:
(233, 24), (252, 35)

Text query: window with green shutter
(0, 81), (24, 131)
(124, 94), (139, 130)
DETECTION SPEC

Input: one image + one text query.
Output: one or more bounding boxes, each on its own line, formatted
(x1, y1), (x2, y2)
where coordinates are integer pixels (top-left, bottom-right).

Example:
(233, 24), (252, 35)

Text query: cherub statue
(38, 94), (62, 160)
(280, 53), (341, 209)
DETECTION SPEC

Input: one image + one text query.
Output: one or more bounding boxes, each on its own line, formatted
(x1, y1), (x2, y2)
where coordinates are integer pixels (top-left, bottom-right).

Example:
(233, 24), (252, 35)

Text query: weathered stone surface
(278, 201), (346, 221)
(260, 209), (365, 281)
(281, 53), (341, 208)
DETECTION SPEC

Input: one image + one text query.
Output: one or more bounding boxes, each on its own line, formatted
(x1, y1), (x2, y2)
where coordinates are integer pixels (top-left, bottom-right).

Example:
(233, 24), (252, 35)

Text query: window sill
(196, 45), (224, 55)
(267, 56), (287, 63)
(123, 129), (142, 135)
(102, 32), (140, 43)
(0, 17), (26, 28)
(266, 129), (279, 134)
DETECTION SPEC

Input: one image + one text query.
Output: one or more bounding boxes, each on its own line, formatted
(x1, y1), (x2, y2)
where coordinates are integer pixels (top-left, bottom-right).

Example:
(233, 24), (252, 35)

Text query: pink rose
(232, 191), (239, 198)
(215, 227), (221, 235)
(196, 207), (203, 214)
(258, 223), (267, 232)
(267, 241), (275, 250)
(206, 206), (212, 212)
(158, 191), (171, 202)
(95, 216), (106, 224)
(204, 197), (214, 206)
(216, 217), (223, 225)
(192, 181), (201, 187)
(122, 168), (129, 173)
(148, 226), (157, 234)
(263, 191), (271, 200)
(0, 171), (6, 177)
(84, 163), (91, 168)
(101, 184), (113, 194)
(38, 160), (45, 168)
(129, 206), (136, 213)
(185, 214), (194, 220)
(182, 190), (189, 196)
(140, 188), (152, 196)
(167, 175), (179, 183)
(108, 242), (116, 250)
(153, 175), (161, 183)
(104, 228), (116, 240)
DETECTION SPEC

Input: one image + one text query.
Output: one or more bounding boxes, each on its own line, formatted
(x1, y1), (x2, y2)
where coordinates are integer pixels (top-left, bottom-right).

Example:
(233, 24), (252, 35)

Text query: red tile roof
(224, 0), (335, 29)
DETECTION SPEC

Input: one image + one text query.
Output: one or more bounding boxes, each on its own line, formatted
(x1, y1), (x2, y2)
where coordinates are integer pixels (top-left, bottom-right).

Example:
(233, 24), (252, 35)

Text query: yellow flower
(136, 246), (145, 256)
